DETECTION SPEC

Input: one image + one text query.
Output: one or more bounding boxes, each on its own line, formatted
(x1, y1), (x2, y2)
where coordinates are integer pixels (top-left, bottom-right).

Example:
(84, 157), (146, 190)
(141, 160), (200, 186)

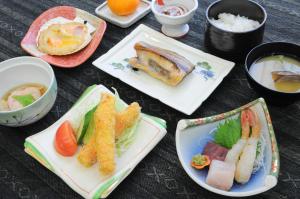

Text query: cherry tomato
(54, 121), (77, 156)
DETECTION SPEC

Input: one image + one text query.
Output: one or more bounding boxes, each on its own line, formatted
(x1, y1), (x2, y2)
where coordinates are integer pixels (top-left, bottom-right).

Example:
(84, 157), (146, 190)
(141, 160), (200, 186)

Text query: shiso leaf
(214, 117), (241, 149)
(13, 94), (35, 107)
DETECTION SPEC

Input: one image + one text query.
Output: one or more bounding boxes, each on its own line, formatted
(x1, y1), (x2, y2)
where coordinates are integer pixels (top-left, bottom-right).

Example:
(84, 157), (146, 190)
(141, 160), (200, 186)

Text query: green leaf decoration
(13, 94), (35, 107)
(214, 116), (241, 149)
(197, 61), (212, 70)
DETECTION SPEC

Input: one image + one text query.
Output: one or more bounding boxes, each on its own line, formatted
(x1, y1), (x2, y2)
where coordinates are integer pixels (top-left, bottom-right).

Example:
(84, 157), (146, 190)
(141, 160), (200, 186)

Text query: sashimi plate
(24, 85), (167, 199)
(175, 98), (279, 197)
(93, 24), (235, 115)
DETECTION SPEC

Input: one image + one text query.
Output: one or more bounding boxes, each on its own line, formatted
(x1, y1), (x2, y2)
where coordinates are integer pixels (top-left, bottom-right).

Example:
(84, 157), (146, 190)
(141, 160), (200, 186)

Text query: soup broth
(249, 55), (300, 93)
(0, 83), (47, 112)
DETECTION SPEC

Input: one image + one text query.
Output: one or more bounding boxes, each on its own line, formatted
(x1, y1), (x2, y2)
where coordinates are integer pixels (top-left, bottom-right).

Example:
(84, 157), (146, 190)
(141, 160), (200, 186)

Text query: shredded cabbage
(253, 133), (266, 173)
(113, 88), (140, 156)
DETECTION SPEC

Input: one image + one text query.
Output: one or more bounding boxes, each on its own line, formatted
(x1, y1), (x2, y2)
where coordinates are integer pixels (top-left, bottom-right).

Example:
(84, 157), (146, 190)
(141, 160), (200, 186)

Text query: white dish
(0, 56), (57, 127)
(93, 24), (235, 115)
(151, 0), (198, 37)
(95, 0), (151, 28)
(24, 84), (167, 198)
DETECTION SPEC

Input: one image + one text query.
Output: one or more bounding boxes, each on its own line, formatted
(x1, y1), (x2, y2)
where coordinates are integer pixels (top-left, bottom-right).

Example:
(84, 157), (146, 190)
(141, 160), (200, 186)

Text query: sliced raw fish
(206, 160), (235, 191)
(203, 142), (229, 161)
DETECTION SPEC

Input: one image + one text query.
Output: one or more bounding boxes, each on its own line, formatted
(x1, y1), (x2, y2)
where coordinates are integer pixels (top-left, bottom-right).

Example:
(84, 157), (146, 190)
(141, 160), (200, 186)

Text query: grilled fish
(129, 42), (195, 86)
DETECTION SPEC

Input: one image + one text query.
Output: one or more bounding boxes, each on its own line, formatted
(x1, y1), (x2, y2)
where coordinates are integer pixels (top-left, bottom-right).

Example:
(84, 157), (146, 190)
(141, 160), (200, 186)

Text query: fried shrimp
(78, 102), (141, 167)
(77, 94), (141, 172)
(115, 102), (141, 139)
(77, 132), (97, 167)
(94, 93), (116, 175)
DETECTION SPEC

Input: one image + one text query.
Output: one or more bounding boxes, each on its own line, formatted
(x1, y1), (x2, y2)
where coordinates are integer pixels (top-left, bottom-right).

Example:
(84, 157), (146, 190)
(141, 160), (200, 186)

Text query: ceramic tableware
(245, 42), (300, 105)
(0, 56), (57, 127)
(151, 0), (198, 37)
(95, 0), (151, 28)
(93, 24), (235, 115)
(204, 0), (267, 62)
(24, 84), (167, 199)
(176, 98), (279, 197)
(21, 6), (107, 68)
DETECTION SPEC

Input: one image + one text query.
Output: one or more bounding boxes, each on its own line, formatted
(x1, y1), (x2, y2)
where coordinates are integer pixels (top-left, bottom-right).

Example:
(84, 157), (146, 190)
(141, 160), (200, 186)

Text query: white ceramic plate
(24, 84), (167, 198)
(93, 24), (235, 115)
(95, 0), (151, 28)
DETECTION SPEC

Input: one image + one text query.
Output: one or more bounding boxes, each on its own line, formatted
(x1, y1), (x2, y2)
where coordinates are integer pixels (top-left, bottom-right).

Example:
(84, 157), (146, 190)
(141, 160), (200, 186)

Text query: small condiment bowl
(151, 0), (198, 38)
(0, 56), (57, 127)
(245, 42), (300, 105)
(204, 0), (267, 62)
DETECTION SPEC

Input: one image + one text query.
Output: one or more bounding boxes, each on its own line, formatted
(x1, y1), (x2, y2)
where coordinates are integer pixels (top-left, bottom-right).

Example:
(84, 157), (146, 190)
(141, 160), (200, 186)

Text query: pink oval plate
(21, 6), (107, 68)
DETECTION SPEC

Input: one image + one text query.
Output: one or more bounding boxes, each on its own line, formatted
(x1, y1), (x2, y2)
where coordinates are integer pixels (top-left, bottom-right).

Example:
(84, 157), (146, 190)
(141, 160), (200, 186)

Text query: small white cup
(151, 0), (198, 37)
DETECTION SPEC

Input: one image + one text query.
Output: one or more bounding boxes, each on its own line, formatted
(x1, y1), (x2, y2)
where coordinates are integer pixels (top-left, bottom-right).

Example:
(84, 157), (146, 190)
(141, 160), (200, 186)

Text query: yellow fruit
(108, 0), (140, 16)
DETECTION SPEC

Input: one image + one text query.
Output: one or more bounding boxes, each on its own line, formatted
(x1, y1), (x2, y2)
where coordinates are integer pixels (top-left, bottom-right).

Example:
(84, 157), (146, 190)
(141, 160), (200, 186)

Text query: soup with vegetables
(0, 83), (47, 112)
(249, 55), (300, 93)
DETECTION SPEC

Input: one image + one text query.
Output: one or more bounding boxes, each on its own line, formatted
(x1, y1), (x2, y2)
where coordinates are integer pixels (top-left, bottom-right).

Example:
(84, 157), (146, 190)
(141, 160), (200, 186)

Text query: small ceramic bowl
(176, 98), (279, 197)
(245, 42), (300, 105)
(0, 57), (57, 127)
(204, 0), (267, 62)
(151, 0), (198, 37)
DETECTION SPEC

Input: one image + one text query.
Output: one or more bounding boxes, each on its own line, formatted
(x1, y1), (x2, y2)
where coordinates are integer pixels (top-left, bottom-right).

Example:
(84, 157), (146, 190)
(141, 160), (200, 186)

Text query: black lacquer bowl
(245, 42), (300, 105)
(204, 0), (267, 62)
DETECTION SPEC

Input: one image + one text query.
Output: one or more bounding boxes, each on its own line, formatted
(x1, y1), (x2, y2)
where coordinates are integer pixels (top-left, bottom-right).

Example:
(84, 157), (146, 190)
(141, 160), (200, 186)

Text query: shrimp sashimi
(235, 108), (261, 184)
(94, 93), (116, 175)
(115, 102), (141, 139)
(225, 109), (251, 164)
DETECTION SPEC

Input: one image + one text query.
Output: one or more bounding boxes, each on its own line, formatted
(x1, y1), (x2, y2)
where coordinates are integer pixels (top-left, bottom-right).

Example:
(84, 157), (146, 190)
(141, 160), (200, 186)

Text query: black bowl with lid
(245, 42), (300, 105)
(204, 0), (267, 62)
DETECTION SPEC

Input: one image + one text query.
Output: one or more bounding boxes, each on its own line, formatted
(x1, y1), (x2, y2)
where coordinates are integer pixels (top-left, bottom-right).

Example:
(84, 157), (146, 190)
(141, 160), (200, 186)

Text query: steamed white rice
(211, 13), (260, 32)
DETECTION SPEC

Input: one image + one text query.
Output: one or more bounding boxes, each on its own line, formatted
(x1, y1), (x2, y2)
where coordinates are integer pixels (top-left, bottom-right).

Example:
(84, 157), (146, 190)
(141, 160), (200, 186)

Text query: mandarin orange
(108, 0), (140, 16)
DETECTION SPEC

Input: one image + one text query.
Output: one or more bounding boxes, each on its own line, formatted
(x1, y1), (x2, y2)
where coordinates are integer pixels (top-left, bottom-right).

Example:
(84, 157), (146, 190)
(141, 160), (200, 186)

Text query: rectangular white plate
(95, 0), (151, 28)
(24, 85), (167, 199)
(93, 24), (235, 115)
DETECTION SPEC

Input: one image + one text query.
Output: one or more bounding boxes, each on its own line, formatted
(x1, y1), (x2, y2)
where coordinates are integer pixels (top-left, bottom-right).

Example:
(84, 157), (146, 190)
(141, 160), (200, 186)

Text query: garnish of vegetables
(214, 117), (241, 149)
(13, 94), (35, 107)
(55, 121), (78, 157)
(191, 154), (210, 169)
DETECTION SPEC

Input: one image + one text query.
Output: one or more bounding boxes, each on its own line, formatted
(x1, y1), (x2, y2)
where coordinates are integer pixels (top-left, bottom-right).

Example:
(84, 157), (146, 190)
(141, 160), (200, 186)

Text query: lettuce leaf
(214, 117), (241, 149)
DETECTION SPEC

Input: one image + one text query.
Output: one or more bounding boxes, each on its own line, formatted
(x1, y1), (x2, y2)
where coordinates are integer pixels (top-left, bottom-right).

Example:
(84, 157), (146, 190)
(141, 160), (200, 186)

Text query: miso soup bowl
(245, 42), (300, 105)
(204, 0), (267, 62)
(0, 56), (57, 127)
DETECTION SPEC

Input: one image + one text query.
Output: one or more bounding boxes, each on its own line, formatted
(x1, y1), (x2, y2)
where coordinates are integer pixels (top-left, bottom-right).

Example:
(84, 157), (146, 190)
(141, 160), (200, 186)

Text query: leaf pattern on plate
(111, 58), (138, 72)
(194, 61), (215, 80)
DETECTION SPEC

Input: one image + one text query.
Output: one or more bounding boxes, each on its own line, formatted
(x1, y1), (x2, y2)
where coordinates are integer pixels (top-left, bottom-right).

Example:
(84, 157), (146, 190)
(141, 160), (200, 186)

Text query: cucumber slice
(83, 116), (95, 145)
(76, 106), (97, 144)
